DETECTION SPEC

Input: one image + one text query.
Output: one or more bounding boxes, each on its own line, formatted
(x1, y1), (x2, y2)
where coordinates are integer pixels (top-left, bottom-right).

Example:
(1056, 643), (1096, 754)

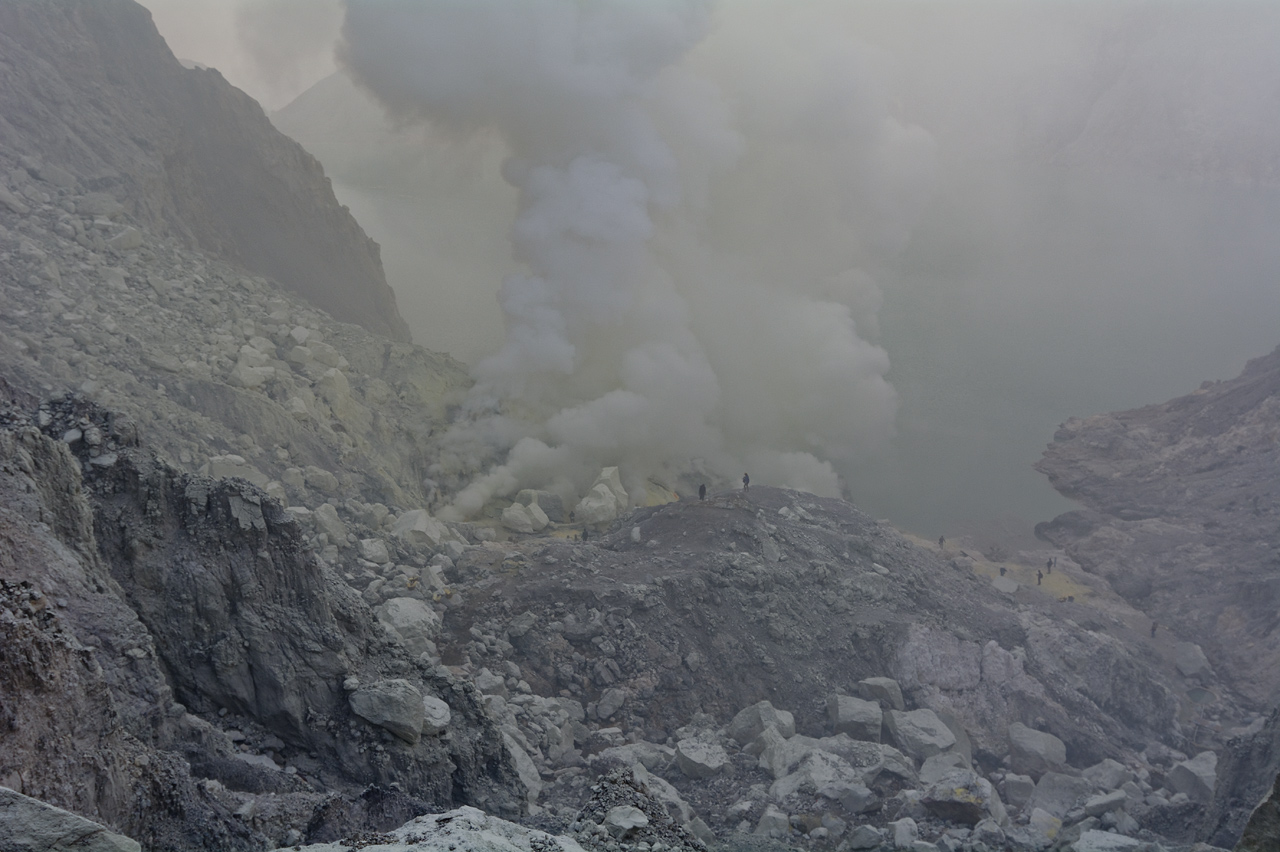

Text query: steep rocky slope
(1035, 346), (1280, 710)
(0, 0), (409, 341)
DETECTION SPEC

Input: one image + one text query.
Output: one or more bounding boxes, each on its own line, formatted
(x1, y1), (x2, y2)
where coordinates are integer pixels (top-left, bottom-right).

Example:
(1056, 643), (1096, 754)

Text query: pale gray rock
(1166, 750), (1217, 804)
(358, 537), (391, 564)
(200, 454), (268, 487)
(421, 695), (450, 736)
(375, 598), (441, 659)
(885, 709), (956, 762)
(846, 824), (884, 850)
(1009, 722), (1068, 779)
(769, 750), (878, 813)
(502, 502), (538, 534)
(475, 668), (508, 699)
(973, 818), (1006, 847)
(890, 816), (919, 848)
(675, 738), (728, 779)
(515, 489), (565, 523)
(1083, 758), (1133, 791)
(106, 227), (143, 251)
(348, 679), (425, 745)
(0, 787), (141, 852)
(754, 804), (790, 837)
(1084, 789), (1128, 817)
(631, 764), (690, 823)
(992, 575), (1020, 594)
(596, 687), (627, 720)
(857, 676), (906, 711)
(1026, 807), (1063, 847)
(270, 806), (585, 852)
(304, 465), (340, 494)
(573, 467), (629, 525)
(1029, 772), (1094, 819)
(313, 502), (348, 542)
(1174, 641), (1213, 679)
(728, 700), (796, 744)
(1069, 829), (1145, 851)
(503, 733), (543, 807)
(604, 805), (648, 839)
(919, 751), (970, 785)
(827, 693), (882, 742)
(392, 509), (454, 549)
(1001, 773), (1035, 811)
(921, 768), (1008, 826)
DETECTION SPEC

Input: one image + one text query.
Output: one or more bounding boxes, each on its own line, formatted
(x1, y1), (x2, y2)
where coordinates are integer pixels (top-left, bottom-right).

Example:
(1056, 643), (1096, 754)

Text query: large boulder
(1166, 750), (1217, 804)
(884, 709), (956, 762)
(1009, 722), (1068, 779)
(857, 676), (906, 711)
(921, 768), (1008, 826)
(502, 501), (547, 534)
(769, 750), (879, 814)
(516, 489), (566, 523)
(1174, 642), (1213, 679)
(827, 693), (882, 742)
(574, 467), (629, 524)
(1083, 759), (1133, 791)
(375, 597), (441, 659)
(421, 695), (451, 736)
(675, 738), (728, 779)
(391, 509), (455, 549)
(1028, 772), (1093, 819)
(348, 679), (425, 745)
(1068, 829), (1145, 851)
(729, 700), (796, 744)
(0, 787), (141, 852)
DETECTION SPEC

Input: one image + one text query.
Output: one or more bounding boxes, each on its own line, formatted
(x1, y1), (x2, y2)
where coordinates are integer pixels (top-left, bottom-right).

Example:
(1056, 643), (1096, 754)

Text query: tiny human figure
(582, 528), (588, 542)
(999, 565), (1006, 576)
(1046, 558), (1053, 574)
(742, 473), (750, 491)
(699, 483), (706, 501)
(1037, 570), (1043, 585)
(1150, 621), (1158, 638)
(939, 535), (946, 550)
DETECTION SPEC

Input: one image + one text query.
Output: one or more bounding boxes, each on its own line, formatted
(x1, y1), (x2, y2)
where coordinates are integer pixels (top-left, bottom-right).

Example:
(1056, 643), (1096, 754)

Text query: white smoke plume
(340, 0), (934, 514)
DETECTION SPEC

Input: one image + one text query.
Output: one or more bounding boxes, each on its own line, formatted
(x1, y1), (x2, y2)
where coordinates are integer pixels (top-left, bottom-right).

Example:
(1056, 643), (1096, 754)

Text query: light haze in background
(142, 0), (1280, 534)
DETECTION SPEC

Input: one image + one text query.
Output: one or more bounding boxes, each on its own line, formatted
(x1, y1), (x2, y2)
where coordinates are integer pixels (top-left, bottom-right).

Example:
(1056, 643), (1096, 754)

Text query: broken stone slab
(857, 676), (906, 711)
(313, 503), (348, 542)
(502, 501), (547, 534)
(1025, 807), (1063, 846)
(1001, 773), (1035, 812)
(349, 679), (425, 745)
(1166, 750), (1217, 804)
(359, 537), (391, 564)
(1083, 789), (1128, 817)
(827, 693), (882, 742)
(890, 816), (918, 848)
(675, 737), (728, 779)
(919, 751), (970, 786)
(604, 805), (648, 839)
(728, 699), (796, 744)
(884, 708), (956, 762)
(0, 786), (141, 852)
(1174, 641), (1213, 679)
(1029, 772), (1094, 819)
(846, 824), (884, 850)
(200, 454), (268, 487)
(1068, 829), (1145, 851)
(421, 695), (450, 736)
(769, 750), (878, 814)
(754, 804), (790, 838)
(375, 597), (441, 659)
(107, 226), (143, 252)
(574, 467), (629, 525)
(993, 575), (1020, 594)
(921, 768), (1008, 826)
(1083, 758), (1133, 792)
(272, 806), (586, 851)
(392, 509), (454, 549)
(475, 668), (508, 699)
(515, 488), (566, 523)
(596, 687), (627, 720)
(1009, 722), (1068, 779)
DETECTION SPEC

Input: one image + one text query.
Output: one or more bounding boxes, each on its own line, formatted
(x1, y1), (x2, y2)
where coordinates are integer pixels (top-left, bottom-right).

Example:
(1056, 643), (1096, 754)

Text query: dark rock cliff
(1035, 345), (1280, 708)
(0, 0), (411, 342)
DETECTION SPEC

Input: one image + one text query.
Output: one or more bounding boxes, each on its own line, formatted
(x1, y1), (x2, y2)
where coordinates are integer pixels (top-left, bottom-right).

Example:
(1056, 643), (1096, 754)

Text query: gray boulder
(919, 751), (970, 785)
(754, 804), (790, 837)
(847, 825), (884, 850)
(885, 709), (956, 762)
(921, 769), (1008, 826)
(1001, 773), (1035, 812)
(728, 700), (796, 744)
(675, 738), (728, 779)
(1083, 759), (1133, 791)
(604, 805), (648, 839)
(1069, 829), (1145, 851)
(421, 695), (451, 736)
(1174, 642), (1213, 679)
(0, 787), (141, 852)
(1009, 722), (1068, 779)
(348, 679), (425, 744)
(827, 693), (882, 742)
(857, 676), (906, 711)
(1166, 750), (1217, 804)
(769, 750), (878, 814)
(890, 816), (918, 848)
(375, 597), (441, 659)
(1083, 789), (1128, 817)
(1029, 772), (1094, 819)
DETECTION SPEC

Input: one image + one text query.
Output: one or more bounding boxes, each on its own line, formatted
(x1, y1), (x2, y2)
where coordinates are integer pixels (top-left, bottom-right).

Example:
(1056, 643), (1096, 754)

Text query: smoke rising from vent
(341, 0), (933, 512)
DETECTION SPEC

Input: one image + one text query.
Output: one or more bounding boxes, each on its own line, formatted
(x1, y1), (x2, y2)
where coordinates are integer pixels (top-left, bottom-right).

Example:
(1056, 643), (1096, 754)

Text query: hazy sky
(141, 0), (1280, 534)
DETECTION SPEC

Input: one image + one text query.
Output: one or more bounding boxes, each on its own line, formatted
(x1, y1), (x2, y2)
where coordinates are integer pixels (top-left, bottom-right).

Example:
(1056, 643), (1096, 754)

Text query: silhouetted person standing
(699, 483), (706, 501)
(939, 535), (946, 550)
(742, 473), (750, 491)
(999, 565), (1006, 576)
(1037, 570), (1043, 585)
(1046, 558), (1053, 574)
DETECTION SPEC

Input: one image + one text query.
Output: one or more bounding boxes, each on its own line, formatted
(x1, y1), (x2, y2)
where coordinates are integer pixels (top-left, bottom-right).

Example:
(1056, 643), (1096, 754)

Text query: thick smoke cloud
(341, 0), (930, 514)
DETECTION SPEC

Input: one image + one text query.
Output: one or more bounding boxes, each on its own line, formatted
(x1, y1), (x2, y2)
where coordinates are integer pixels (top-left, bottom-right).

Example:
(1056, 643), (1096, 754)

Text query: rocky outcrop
(1035, 345), (1280, 709)
(0, 0), (409, 341)
(0, 787), (141, 852)
(0, 391), (521, 850)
